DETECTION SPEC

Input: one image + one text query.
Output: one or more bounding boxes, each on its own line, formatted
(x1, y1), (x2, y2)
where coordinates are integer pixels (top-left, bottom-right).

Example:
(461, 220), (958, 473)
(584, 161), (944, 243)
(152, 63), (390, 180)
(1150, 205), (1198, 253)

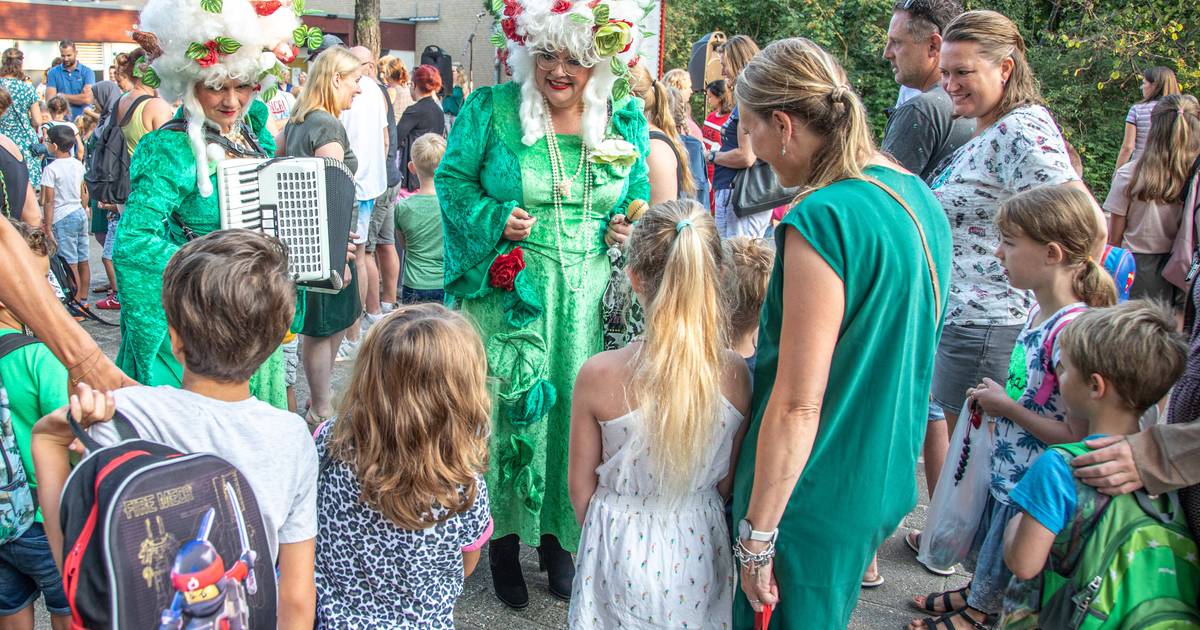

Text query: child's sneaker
(335, 337), (359, 362)
(363, 311), (384, 329)
(381, 302), (396, 314)
(95, 293), (120, 310)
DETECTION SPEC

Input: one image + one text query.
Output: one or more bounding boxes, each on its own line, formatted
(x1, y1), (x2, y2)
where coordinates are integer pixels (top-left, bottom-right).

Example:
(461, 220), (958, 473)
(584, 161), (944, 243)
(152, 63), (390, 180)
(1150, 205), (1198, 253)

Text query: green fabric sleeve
(248, 99), (275, 157)
(435, 87), (519, 291)
(609, 95), (651, 216)
(112, 131), (199, 375)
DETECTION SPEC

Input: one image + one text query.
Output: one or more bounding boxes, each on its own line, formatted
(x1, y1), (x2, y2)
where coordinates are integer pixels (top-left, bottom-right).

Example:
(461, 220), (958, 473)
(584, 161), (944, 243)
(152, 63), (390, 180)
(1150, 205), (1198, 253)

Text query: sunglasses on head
(901, 0), (946, 33)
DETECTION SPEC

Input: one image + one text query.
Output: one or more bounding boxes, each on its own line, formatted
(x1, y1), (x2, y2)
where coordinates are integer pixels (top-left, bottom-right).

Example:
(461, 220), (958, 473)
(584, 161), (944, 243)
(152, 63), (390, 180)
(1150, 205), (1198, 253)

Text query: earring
(781, 145), (787, 156)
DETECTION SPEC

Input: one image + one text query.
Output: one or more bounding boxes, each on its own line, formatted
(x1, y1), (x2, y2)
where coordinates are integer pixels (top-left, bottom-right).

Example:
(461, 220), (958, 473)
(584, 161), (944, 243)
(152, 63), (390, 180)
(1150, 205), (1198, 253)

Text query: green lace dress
(112, 128), (287, 409)
(436, 82), (649, 552)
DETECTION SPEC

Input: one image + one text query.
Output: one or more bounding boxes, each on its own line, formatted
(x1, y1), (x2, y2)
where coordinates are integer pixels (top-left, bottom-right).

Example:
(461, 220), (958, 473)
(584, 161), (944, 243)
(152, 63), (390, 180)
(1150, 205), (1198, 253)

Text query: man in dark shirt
(880, 0), (972, 184)
(44, 41), (95, 118)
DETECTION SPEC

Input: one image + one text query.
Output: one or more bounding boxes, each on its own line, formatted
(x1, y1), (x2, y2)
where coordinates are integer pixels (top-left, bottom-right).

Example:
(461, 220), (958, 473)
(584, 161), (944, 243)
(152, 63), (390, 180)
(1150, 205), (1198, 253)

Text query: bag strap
(857, 174), (942, 321)
(1031, 306), (1088, 406)
(0, 333), (40, 361)
(66, 409), (140, 453)
(1048, 445), (1113, 575)
(117, 95), (153, 129)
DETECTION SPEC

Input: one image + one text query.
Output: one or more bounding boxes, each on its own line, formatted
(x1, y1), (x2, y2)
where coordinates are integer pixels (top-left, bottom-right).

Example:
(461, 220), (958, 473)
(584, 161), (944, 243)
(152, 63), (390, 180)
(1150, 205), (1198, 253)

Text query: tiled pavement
(35, 249), (969, 628)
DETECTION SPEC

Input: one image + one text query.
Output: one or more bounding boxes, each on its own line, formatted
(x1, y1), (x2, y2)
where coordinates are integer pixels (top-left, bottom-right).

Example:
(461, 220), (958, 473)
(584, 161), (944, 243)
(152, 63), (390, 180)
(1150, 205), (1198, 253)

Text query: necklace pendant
(558, 179), (573, 200)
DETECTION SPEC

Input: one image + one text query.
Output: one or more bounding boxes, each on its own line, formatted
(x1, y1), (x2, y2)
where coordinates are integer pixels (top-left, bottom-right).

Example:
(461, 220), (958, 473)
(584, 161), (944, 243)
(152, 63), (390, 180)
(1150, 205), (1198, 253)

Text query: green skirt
(299, 265), (361, 337)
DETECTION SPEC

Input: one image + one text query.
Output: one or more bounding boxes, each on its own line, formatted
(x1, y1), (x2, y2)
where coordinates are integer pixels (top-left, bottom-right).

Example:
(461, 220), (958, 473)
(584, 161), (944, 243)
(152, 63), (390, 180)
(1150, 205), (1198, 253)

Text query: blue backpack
(1101, 245), (1136, 302)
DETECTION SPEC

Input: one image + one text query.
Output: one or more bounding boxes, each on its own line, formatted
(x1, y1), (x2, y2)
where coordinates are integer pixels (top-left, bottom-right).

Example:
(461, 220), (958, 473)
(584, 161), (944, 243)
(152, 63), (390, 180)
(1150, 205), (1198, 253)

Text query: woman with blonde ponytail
(1104, 93), (1200, 309)
(567, 200), (750, 629)
(918, 183), (1115, 629)
(730, 37), (952, 628)
(630, 63), (697, 204)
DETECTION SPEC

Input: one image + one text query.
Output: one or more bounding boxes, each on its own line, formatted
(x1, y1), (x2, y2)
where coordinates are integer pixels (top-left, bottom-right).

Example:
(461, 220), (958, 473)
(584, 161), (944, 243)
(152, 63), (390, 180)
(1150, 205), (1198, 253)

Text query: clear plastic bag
(918, 399), (994, 571)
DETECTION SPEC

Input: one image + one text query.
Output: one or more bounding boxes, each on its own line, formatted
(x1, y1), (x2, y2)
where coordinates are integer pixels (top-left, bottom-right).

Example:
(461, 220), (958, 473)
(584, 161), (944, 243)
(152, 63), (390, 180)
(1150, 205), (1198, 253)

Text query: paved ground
(34, 247), (968, 628)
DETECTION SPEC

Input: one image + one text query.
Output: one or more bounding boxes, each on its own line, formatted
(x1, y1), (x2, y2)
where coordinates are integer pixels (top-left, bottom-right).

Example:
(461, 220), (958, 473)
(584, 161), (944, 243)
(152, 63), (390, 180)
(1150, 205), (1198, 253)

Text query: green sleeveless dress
(436, 83), (649, 552)
(731, 166), (952, 628)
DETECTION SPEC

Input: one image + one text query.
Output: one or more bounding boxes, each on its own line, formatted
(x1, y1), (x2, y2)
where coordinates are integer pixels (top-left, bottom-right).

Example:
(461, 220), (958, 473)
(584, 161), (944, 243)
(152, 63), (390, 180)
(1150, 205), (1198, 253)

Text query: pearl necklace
(544, 103), (594, 294)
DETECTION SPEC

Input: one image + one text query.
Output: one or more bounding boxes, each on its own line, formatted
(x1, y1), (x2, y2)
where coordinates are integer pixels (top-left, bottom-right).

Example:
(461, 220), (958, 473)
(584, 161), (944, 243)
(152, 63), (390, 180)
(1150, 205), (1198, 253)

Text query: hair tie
(675, 219), (693, 233)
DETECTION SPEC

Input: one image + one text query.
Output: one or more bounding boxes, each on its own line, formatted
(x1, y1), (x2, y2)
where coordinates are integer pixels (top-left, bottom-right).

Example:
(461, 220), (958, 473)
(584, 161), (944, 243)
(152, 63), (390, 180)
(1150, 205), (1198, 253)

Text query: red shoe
(95, 294), (121, 310)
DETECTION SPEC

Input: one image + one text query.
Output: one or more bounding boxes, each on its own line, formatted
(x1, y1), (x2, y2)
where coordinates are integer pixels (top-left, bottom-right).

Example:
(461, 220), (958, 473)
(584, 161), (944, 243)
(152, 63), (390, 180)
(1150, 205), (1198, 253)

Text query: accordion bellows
(217, 157), (356, 293)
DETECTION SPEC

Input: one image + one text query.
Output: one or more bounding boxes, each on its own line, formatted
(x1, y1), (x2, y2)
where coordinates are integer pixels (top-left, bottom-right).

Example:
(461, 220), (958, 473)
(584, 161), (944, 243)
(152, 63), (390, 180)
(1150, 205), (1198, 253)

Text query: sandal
(906, 530), (957, 576)
(861, 572), (885, 588)
(910, 607), (992, 630)
(910, 585), (970, 614)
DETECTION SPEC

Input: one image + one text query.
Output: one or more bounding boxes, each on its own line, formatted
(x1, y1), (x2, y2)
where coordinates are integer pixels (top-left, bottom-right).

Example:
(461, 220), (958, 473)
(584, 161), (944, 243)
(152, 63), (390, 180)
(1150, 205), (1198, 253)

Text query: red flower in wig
(502, 0), (522, 18)
(252, 0), (282, 15)
(197, 41), (221, 68)
(501, 18), (525, 45)
(551, 0), (572, 13)
(488, 247), (526, 291)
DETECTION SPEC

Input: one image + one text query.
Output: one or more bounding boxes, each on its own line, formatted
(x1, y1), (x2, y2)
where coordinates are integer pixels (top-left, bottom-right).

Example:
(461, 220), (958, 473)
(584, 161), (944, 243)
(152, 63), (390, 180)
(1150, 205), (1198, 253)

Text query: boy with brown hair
(394, 132), (447, 304)
(32, 229), (318, 629)
(0, 220), (70, 630)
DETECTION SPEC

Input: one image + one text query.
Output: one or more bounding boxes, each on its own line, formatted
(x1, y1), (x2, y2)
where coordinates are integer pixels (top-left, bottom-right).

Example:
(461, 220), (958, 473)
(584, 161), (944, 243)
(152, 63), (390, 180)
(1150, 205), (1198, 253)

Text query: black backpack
(48, 254), (115, 327)
(60, 411), (278, 629)
(85, 95), (150, 205)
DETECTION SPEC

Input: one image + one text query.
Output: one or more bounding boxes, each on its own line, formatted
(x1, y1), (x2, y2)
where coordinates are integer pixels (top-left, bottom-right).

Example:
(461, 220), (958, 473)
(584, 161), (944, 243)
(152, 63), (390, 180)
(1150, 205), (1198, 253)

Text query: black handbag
(731, 159), (798, 218)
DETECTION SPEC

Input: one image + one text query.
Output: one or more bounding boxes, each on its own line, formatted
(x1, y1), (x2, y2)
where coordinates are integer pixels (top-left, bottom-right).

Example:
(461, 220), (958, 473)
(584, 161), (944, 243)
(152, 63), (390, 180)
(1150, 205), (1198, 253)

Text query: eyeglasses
(901, 0), (947, 33)
(533, 51), (591, 75)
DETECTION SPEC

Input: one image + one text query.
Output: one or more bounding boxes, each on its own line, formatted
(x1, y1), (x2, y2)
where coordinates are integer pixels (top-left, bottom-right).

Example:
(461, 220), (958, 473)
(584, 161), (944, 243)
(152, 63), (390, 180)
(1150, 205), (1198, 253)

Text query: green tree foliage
(665, 0), (1197, 196)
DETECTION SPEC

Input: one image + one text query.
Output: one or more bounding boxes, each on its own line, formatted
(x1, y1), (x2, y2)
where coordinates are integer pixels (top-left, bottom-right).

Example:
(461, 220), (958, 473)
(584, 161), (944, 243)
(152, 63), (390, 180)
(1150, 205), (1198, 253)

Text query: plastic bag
(918, 399), (994, 571)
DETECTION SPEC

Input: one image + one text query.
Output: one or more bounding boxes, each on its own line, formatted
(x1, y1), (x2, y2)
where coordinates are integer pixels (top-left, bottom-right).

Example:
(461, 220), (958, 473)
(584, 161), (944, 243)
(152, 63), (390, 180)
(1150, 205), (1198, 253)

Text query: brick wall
(413, 0), (503, 88)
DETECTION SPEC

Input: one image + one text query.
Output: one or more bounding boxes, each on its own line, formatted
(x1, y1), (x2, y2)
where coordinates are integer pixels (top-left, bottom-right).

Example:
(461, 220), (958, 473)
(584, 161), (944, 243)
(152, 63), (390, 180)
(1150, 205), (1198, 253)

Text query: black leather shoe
(489, 534), (528, 609)
(537, 534), (575, 601)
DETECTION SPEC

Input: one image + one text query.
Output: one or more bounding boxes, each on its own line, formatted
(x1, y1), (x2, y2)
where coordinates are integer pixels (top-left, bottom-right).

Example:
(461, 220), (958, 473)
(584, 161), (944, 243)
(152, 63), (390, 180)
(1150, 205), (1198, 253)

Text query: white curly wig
(505, 0), (649, 149)
(138, 0), (300, 195)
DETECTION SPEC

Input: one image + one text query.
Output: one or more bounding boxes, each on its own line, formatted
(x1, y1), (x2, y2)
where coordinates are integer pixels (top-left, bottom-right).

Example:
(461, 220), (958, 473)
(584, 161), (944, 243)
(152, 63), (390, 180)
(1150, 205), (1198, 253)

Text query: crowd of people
(1, 0), (1199, 628)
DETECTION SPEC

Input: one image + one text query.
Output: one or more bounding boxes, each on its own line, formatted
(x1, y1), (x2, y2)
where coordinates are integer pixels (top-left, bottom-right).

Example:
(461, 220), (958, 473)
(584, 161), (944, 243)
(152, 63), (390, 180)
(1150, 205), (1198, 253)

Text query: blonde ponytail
(996, 184), (1116, 308)
(626, 200), (725, 494)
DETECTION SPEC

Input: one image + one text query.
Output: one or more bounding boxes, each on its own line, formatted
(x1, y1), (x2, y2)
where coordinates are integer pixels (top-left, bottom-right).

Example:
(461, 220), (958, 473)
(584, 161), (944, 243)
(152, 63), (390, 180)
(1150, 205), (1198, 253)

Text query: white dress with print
(568, 399), (742, 629)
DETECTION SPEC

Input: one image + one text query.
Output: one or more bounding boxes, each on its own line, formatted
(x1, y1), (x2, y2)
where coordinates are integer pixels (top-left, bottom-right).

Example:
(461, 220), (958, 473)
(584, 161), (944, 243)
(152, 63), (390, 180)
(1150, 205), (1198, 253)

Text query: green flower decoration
(200, 0), (222, 12)
(594, 19), (633, 58)
(497, 434), (544, 514)
(485, 330), (549, 404)
(293, 25), (324, 50)
(502, 273), (544, 329)
(611, 76), (631, 102)
(510, 379), (556, 426)
(213, 36), (242, 55)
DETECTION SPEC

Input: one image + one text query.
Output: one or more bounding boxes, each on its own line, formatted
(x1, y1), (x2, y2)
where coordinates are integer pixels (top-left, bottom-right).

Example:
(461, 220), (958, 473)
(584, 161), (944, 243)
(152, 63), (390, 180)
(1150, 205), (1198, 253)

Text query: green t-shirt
(394, 193), (445, 290)
(0, 328), (68, 522)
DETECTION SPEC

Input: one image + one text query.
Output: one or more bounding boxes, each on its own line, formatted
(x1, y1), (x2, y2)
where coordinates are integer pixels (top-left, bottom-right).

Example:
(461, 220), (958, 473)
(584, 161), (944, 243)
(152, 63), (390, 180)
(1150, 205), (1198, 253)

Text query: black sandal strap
(955, 608), (991, 630)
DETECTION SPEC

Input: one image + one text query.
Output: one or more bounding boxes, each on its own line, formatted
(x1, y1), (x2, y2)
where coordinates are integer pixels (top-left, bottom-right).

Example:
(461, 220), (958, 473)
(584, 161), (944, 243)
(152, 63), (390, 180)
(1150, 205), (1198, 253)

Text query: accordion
(217, 157), (356, 293)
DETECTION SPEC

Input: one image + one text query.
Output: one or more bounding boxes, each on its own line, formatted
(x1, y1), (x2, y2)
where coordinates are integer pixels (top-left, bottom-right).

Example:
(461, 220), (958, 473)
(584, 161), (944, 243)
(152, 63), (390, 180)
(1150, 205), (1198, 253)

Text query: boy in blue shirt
(1003, 300), (1188, 601)
(0, 220), (70, 630)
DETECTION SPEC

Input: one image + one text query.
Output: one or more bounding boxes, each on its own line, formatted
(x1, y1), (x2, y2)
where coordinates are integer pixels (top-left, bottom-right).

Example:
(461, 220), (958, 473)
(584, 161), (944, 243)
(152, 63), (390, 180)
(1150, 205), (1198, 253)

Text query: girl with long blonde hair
(1104, 93), (1200, 308)
(630, 63), (697, 203)
(314, 303), (494, 628)
(567, 199), (750, 629)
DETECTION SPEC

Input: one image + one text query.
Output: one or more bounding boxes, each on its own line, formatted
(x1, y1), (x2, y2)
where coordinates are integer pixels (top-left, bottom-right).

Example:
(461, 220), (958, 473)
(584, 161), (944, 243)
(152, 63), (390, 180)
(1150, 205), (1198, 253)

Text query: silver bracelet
(733, 539), (776, 570)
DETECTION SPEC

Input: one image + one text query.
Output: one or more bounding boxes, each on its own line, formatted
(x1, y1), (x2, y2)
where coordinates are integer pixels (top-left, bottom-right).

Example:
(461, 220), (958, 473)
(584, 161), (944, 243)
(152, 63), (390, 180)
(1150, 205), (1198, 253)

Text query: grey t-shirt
(284, 110), (358, 174)
(89, 386), (319, 562)
(881, 85), (974, 184)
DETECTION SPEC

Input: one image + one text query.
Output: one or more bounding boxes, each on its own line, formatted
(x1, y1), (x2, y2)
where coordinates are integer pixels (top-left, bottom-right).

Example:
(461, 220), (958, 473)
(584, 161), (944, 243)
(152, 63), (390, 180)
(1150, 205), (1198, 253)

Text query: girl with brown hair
(314, 303), (493, 627)
(630, 63), (697, 204)
(1115, 66), (1181, 168)
(729, 36), (952, 628)
(1104, 93), (1200, 310)
(707, 35), (770, 237)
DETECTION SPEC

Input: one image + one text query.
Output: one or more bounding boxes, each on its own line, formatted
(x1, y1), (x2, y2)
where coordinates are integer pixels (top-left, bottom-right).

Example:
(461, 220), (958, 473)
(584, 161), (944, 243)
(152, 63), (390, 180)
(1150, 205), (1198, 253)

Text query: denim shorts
(401, 286), (444, 305)
(931, 322), (1023, 414)
(964, 494), (1022, 614)
(102, 212), (121, 260)
(52, 209), (89, 264)
(353, 200), (373, 245)
(0, 523), (71, 616)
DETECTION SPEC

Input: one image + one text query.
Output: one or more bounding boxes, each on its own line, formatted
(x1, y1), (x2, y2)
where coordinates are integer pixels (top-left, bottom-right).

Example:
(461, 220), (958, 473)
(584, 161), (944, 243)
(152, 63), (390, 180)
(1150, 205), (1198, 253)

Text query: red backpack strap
(1031, 306), (1088, 406)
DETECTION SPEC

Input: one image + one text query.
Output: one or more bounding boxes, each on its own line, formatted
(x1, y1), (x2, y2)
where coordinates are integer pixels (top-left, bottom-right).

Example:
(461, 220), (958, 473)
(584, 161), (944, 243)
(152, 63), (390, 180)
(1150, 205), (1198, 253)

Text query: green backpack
(1032, 442), (1200, 629)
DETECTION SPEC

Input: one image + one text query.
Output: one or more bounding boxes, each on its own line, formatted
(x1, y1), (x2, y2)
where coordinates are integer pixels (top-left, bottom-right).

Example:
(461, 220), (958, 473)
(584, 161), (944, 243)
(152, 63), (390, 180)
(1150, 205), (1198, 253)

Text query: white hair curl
(506, 0), (649, 149)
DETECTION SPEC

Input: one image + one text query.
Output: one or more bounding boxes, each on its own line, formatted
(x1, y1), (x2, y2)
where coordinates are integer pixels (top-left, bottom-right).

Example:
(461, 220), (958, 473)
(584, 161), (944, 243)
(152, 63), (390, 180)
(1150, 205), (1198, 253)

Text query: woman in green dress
(436, 0), (651, 608)
(729, 39), (953, 628)
(113, 0), (318, 409)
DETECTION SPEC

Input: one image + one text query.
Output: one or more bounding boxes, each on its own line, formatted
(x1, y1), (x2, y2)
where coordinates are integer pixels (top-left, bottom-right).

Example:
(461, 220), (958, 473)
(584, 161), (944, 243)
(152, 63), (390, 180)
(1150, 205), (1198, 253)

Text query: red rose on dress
(501, 18), (524, 45)
(197, 41), (221, 68)
(489, 247), (526, 291)
(252, 0), (282, 15)
(551, 0), (572, 13)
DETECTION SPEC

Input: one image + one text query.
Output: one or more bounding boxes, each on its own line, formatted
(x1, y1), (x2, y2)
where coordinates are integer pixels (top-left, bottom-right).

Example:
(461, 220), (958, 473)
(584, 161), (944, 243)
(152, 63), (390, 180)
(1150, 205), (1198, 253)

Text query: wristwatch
(737, 518), (778, 544)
